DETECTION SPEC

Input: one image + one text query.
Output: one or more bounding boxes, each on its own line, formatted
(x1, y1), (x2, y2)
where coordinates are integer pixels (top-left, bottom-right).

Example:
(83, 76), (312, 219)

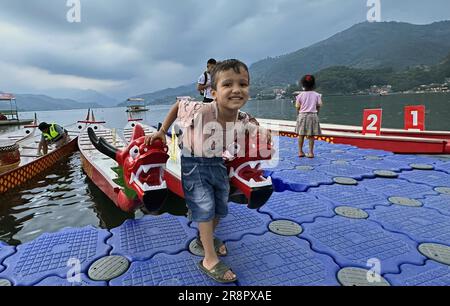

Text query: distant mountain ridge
(0, 93), (103, 111)
(117, 83), (200, 106)
(249, 21), (450, 86)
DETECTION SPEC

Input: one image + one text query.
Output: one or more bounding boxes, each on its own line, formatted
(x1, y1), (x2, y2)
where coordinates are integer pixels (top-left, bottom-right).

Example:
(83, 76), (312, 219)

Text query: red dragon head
(226, 130), (275, 209)
(88, 125), (169, 211)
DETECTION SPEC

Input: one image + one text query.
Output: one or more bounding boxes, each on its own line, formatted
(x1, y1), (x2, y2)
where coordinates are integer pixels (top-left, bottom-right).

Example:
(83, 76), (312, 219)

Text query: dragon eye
(129, 145), (140, 160)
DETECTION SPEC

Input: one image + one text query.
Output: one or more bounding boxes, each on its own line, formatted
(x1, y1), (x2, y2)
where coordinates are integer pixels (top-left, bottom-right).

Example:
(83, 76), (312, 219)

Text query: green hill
(250, 21), (450, 87)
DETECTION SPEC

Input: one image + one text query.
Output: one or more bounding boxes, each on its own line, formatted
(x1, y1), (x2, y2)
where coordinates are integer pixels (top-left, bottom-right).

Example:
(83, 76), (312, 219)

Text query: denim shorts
(181, 156), (230, 222)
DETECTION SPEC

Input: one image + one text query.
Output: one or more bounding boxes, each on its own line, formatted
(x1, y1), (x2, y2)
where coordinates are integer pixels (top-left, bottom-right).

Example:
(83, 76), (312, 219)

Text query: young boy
(145, 59), (268, 283)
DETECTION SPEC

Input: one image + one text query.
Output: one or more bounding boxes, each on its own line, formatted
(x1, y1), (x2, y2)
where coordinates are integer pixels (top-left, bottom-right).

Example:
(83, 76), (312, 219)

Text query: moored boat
(81, 113), (169, 212)
(0, 114), (79, 194)
(128, 118), (275, 209)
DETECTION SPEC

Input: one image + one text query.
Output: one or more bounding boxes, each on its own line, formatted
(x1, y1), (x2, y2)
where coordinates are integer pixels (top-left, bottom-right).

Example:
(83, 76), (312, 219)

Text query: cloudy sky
(1, 0), (449, 99)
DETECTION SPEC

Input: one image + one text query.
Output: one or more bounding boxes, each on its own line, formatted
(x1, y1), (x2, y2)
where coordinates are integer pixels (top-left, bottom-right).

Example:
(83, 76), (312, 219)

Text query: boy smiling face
(211, 68), (250, 112)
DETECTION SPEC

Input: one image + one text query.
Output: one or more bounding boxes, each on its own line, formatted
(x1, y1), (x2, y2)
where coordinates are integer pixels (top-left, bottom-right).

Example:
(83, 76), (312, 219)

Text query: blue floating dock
(399, 170), (450, 188)
(385, 261), (450, 286)
(368, 205), (450, 245)
(301, 216), (425, 274)
(309, 184), (390, 209)
(0, 226), (111, 286)
(260, 191), (335, 223)
(1, 136), (449, 286)
(110, 252), (235, 286)
(223, 233), (340, 286)
(108, 214), (197, 261)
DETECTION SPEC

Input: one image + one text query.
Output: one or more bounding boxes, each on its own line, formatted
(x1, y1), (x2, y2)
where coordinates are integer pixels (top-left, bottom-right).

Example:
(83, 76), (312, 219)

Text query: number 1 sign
(362, 109), (383, 136)
(404, 105), (425, 131)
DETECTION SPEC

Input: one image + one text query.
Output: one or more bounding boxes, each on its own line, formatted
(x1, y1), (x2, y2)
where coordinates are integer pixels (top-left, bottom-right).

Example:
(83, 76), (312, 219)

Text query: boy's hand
(145, 130), (167, 146)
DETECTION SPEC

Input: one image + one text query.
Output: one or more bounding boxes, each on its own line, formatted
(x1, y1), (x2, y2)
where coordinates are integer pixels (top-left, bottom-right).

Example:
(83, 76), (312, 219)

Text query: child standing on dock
(295, 75), (322, 158)
(145, 59), (269, 283)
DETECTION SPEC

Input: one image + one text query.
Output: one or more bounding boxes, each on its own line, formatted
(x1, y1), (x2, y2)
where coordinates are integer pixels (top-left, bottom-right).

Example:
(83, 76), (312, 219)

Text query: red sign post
(404, 105), (425, 131)
(362, 109), (383, 136)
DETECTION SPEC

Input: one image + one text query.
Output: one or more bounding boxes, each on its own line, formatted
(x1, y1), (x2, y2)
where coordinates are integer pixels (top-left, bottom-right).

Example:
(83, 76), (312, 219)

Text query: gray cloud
(0, 0), (449, 99)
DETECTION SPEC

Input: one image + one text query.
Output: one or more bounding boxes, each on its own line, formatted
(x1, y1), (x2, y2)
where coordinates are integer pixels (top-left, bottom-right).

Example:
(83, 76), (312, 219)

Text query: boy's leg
(213, 217), (227, 255)
(298, 136), (305, 157)
(199, 221), (236, 281)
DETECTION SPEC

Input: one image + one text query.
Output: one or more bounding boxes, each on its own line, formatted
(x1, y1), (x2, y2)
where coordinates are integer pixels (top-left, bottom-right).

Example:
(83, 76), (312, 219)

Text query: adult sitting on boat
(37, 122), (70, 155)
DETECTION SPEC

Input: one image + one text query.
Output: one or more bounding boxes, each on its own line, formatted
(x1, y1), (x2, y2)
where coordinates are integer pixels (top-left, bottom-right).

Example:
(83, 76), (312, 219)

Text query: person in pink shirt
(295, 75), (322, 158)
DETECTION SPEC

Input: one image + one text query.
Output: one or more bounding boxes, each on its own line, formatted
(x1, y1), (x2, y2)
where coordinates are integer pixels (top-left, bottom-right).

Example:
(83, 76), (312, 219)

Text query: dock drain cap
(333, 177), (358, 185)
(389, 197), (422, 207)
(88, 256), (130, 281)
(269, 220), (303, 236)
(435, 187), (450, 195)
(0, 279), (12, 286)
(335, 207), (369, 219)
(365, 156), (383, 160)
(337, 268), (390, 286)
(374, 170), (398, 178)
(410, 164), (434, 170)
(418, 243), (450, 266)
(296, 166), (314, 171)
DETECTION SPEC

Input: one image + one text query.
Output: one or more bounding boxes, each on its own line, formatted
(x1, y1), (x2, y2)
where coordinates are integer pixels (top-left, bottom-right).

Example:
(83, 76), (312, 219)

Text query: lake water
(1, 93), (449, 245)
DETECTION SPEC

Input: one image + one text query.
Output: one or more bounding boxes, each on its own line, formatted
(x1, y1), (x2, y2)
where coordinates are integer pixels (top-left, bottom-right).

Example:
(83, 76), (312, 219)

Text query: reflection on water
(0, 151), (188, 246)
(1, 93), (448, 245)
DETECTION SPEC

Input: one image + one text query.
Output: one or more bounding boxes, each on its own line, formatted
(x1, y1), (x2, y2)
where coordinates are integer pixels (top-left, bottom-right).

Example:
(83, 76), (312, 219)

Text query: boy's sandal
(198, 260), (237, 284)
(196, 237), (228, 256)
(306, 154), (315, 158)
(298, 153), (306, 158)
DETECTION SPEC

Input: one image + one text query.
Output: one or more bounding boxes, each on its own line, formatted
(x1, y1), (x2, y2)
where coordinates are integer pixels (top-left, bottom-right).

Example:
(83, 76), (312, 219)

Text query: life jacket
(42, 124), (62, 142)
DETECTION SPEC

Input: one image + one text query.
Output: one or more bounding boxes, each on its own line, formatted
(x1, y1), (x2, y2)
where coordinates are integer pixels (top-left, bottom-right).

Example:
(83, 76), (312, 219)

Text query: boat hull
(0, 137), (78, 194)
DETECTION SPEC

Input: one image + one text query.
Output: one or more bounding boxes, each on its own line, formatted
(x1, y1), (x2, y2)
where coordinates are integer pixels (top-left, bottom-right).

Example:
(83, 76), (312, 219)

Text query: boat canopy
(0, 93), (15, 101)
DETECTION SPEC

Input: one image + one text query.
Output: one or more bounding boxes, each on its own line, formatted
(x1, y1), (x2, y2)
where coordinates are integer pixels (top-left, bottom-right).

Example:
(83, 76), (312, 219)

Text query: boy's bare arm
(145, 100), (180, 145)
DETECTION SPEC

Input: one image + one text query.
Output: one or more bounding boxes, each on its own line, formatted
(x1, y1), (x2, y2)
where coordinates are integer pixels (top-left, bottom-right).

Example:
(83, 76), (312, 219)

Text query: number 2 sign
(404, 105), (425, 131)
(362, 109), (383, 136)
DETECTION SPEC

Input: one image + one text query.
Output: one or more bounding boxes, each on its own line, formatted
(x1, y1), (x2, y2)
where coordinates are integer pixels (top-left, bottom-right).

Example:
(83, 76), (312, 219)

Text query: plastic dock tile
(385, 261), (450, 286)
(260, 191), (335, 223)
(436, 162), (450, 174)
(317, 152), (364, 162)
(263, 159), (297, 176)
(0, 242), (15, 273)
(344, 148), (393, 157)
(352, 158), (412, 172)
(224, 233), (340, 286)
(110, 252), (235, 286)
(190, 203), (272, 242)
(359, 178), (437, 198)
(270, 169), (334, 191)
(399, 170), (450, 188)
(285, 156), (332, 167)
(422, 194), (450, 216)
(1, 226), (111, 286)
(309, 184), (390, 209)
(35, 274), (107, 286)
(315, 164), (376, 179)
(108, 214), (197, 261)
(368, 205), (450, 245)
(301, 216), (424, 274)
(384, 155), (443, 165)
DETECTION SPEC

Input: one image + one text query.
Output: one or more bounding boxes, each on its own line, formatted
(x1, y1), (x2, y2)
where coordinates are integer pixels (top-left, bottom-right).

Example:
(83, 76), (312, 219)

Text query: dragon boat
(0, 114), (79, 194)
(87, 113), (275, 212)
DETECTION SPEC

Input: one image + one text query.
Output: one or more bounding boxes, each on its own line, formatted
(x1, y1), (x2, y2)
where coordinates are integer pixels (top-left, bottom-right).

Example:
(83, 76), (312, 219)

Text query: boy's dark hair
(211, 59), (250, 90)
(300, 75), (316, 91)
(207, 58), (217, 65)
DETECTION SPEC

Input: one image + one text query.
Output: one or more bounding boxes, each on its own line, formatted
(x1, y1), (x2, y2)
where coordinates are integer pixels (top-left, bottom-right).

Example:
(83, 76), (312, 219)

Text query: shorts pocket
(182, 164), (198, 176)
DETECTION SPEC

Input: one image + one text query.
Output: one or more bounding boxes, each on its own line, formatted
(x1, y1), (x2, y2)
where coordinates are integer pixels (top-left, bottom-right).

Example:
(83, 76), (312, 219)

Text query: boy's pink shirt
(296, 91), (323, 113)
(176, 98), (257, 157)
